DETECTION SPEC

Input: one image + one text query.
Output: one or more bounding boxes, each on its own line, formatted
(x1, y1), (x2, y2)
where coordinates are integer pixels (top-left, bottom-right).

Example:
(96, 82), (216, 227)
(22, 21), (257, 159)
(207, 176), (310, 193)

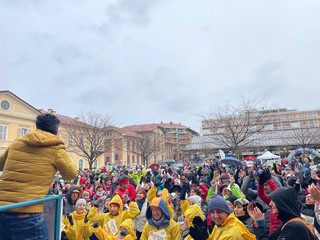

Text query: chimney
(75, 117), (79, 121)
(170, 122), (173, 124)
(47, 108), (53, 112)
(161, 121), (163, 124)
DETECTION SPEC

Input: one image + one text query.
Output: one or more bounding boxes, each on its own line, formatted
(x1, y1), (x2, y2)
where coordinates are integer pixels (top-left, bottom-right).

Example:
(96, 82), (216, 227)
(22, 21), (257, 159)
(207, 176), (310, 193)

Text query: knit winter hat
(209, 194), (231, 214)
(76, 198), (86, 208)
(188, 195), (202, 206)
(234, 198), (249, 206)
(226, 196), (238, 204)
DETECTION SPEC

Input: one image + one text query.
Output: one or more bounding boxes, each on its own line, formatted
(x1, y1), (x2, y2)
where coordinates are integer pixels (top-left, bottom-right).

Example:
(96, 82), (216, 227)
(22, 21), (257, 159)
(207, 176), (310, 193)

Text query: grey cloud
(254, 60), (285, 79)
(51, 44), (89, 65)
(105, 0), (163, 27)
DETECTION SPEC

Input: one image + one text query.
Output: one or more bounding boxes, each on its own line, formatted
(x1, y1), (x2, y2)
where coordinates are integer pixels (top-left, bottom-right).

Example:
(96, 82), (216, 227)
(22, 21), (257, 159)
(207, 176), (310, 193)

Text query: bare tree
(63, 110), (115, 170)
(283, 127), (320, 149)
(132, 131), (163, 166)
(201, 96), (269, 158)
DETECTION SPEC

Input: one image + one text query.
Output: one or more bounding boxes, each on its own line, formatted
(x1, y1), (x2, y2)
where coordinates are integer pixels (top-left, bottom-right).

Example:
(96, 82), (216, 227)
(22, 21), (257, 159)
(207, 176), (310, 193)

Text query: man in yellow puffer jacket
(207, 194), (256, 240)
(0, 113), (78, 240)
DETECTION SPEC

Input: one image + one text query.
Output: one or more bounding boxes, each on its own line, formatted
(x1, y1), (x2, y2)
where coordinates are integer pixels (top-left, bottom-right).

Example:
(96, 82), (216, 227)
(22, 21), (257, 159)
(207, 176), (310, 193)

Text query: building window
(18, 127), (30, 137)
(93, 159), (98, 169)
(0, 125), (8, 141)
(290, 122), (300, 128)
(115, 153), (119, 161)
(283, 123), (290, 129)
(265, 124), (273, 130)
(67, 135), (73, 146)
(105, 156), (110, 165)
(79, 159), (83, 170)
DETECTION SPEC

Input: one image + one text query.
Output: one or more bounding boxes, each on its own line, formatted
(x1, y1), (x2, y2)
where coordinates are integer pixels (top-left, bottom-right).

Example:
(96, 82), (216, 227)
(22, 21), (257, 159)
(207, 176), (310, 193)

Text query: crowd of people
(49, 156), (320, 240)
(1, 113), (320, 240)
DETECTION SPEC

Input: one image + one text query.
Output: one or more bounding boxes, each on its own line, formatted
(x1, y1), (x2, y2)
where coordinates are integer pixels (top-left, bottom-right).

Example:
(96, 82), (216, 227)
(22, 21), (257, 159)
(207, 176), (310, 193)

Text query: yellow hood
(22, 129), (64, 147)
(120, 219), (137, 240)
(108, 194), (123, 213)
(184, 204), (204, 227)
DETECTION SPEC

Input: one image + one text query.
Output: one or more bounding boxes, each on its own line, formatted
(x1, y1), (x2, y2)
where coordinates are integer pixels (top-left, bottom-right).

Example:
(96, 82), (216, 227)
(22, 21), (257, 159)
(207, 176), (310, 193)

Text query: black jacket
(255, 187), (315, 240)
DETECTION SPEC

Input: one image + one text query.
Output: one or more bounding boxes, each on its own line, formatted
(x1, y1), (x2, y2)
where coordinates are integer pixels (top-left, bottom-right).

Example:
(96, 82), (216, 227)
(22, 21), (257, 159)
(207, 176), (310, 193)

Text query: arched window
(79, 159), (83, 170)
(93, 159), (98, 169)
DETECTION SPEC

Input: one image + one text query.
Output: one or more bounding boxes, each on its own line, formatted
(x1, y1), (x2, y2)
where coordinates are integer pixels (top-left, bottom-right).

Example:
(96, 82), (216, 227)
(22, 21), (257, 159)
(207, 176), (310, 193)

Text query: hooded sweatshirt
(140, 198), (181, 240)
(64, 185), (83, 216)
(256, 187), (315, 240)
(88, 194), (139, 236)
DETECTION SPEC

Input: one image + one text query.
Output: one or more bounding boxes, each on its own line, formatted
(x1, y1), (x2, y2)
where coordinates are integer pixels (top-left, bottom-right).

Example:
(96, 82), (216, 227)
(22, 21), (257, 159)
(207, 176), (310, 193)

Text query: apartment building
(123, 122), (199, 162)
(185, 108), (320, 159)
(201, 108), (320, 136)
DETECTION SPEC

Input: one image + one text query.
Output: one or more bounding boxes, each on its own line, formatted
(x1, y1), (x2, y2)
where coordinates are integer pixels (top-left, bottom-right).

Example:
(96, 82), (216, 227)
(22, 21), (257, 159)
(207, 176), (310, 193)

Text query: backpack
(281, 217), (315, 239)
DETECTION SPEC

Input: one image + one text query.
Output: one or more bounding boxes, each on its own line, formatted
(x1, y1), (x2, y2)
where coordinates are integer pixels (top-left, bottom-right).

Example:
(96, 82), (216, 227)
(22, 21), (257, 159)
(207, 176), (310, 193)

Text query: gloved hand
(92, 222), (99, 228)
(258, 168), (271, 185)
(164, 178), (172, 190)
(146, 175), (151, 183)
(84, 212), (89, 223)
(188, 217), (208, 240)
(67, 214), (74, 226)
(119, 229), (128, 237)
(273, 163), (279, 175)
(61, 231), (67, 240)
(139, 176), (145, 184)
(180, 184), (189, 200)
(123, 194), (130, 204)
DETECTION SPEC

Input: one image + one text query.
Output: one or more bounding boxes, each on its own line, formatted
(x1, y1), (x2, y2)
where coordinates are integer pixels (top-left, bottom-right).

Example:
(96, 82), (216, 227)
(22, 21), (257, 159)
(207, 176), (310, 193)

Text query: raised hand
(310, 183), (320, 202)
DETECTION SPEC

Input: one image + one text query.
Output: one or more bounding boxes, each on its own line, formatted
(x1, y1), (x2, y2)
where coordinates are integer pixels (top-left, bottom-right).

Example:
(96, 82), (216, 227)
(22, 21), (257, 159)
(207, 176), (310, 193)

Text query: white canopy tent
(257, 151), (280, 160)
(257, 151), (280, 166)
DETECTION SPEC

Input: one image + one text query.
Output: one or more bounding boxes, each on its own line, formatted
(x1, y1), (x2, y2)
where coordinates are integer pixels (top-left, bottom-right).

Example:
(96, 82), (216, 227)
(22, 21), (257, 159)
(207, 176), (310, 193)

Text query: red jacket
(127, 184), (136, 202)
(114, 187), (129, 204)
(199, 184), (208, 201)
(257, 179), (282, 234)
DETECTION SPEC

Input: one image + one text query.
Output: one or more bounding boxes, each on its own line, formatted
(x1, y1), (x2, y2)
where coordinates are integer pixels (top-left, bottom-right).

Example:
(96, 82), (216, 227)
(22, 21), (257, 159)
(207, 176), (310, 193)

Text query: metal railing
(0, 195), (63, 240)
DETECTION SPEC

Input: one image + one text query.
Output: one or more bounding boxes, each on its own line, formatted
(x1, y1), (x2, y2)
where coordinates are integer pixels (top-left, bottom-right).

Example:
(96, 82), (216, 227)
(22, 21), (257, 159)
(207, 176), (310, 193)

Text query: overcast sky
(1, 0), (320, 132)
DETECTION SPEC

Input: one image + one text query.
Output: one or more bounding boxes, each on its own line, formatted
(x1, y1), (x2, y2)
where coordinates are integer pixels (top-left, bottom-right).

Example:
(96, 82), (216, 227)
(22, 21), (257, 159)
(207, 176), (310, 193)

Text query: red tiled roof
(122, 122), (188, 132)
(109, 126), (140, 137)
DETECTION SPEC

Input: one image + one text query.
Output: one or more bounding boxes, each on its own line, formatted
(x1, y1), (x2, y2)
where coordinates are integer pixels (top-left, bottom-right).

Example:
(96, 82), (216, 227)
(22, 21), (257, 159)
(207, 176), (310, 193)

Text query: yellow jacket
(140, 218), (181, 240)
(140, 198), (181, 240)
(88, 195), (140, 236)
(180, 200), (205, 240)
(63, 210), (93, 240)
(92, 218), (137, 240)
(147, 186), (174, 218)
(208, 213), (256, 240)
(0, 129), (77, 212)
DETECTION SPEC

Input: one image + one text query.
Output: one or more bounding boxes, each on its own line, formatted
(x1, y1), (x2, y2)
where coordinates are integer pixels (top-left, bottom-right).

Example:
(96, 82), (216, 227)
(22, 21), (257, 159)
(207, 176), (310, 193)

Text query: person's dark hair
(36, 113), (60, 135)
(191, 187), (201, 196)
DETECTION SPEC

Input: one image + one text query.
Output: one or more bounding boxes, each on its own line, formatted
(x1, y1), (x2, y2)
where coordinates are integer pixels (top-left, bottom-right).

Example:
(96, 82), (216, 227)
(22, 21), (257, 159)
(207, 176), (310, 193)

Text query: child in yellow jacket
(62, 198), (93, 240)
(92, 218), (137, 240)
(88, 194), (140, 237)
